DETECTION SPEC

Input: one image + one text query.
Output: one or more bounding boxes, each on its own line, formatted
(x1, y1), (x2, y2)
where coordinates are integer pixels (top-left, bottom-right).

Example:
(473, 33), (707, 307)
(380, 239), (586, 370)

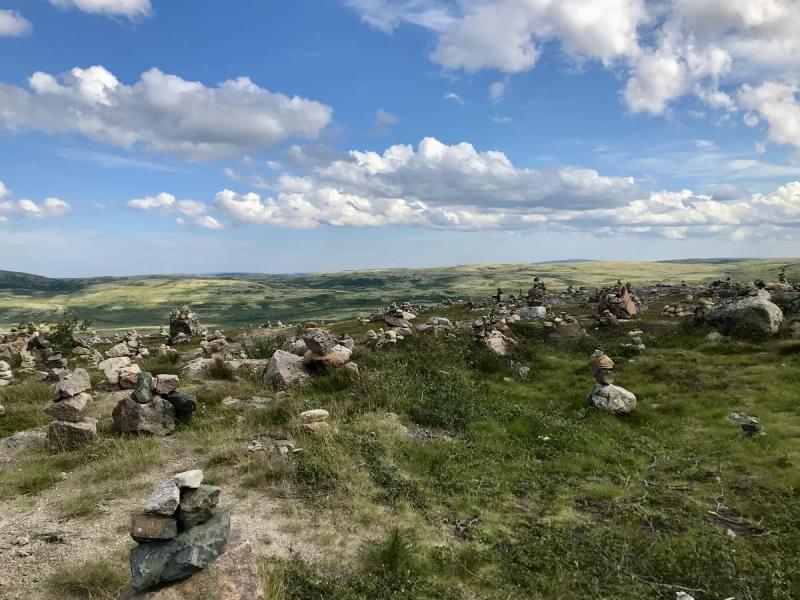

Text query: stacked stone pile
(471, 313), (519, 356)
(106, 330), (149, 360)
(129, 469), (230, 591)
(417, 316), (455, 335)
(200, 331), (229, 359)
(595, 282), (639, 319)
(586, 351), (637, 414)
(264, 326), (356, 389)
(44, 368), (97, 448)
(526, 276), (550, 306)
(98, 356), (142, 391)
(113, 372), (196, 435)
(0, 360), (12, 387)
(169, 306), (201, 344)
(300, 408), (331, 433)
(546, 313), (587, 338)
(662, 297), (714, 318)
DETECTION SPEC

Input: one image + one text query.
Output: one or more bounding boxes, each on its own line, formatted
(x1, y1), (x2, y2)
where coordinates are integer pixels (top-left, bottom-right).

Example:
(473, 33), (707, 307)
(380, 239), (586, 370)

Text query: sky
(0, 0), (799, 277)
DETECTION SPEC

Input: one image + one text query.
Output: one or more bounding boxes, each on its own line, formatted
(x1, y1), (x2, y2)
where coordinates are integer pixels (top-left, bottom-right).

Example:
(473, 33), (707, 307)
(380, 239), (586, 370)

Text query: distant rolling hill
(0, 259), (796, 331)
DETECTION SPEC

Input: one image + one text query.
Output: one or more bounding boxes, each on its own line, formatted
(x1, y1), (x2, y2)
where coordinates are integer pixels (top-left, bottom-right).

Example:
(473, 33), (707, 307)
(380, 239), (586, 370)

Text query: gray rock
(54, 368), (91, 399)
(299, 409), (329, 423)
(130, 507), (230, 591)
(47, 418), (97, 448)
(287, 338), (308, 356)
(155, 374), (179, 395)
(177, 484), (221, 529)
(164, 391), (197, 424)
(106, 342), (132, 358)
(264, 350), (311, 390)
(133, 372), (154, 404)
(98, 356), (132, 373)
(707, 293), (784, 340)
(302, 328), (337, 355)
(113, 395), (176, 436)
(173, 469), (203, 489)
(145, 481), (181, 515)
(43, 392), (91, 422)
(587, 383), (637, 414)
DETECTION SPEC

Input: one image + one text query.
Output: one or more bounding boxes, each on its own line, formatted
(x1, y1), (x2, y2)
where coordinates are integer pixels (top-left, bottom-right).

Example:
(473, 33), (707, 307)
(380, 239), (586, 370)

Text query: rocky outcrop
(169, 306), (201, 343)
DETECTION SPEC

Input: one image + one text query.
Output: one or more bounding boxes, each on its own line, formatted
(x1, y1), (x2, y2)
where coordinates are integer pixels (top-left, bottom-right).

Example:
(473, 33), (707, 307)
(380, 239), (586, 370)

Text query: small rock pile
(622, 329), (646, 351)
(113, 372), (196, 436)
(129, 470), (230, 591)
(44, 368), (97, 448)
(586, 351), (637, 414)
(595, 282), (639, 319)
(526, 276), (550, 306)
(546, 313), (587, 338)
(0, 360), (12, 387)
(264, 327), (355, 389)
(169, 306), (201, 344)
(728, 412), (764, 437)
(106, 330), (149, 360)
(372, 303), (418, 337)
(300, 408), (331, 432)
(417, 316), (455, 335)
(662, 297), (714, 318)
(472, 312), (519, 356)
(200, 330), (228, 358)
(364, 328), (404, 348)
(98, 356), (142, 391)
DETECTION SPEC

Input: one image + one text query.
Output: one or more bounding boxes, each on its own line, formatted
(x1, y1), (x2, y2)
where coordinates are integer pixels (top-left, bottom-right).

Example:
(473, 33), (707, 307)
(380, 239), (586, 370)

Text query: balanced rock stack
(113, 372), (196, 436)
(300, 408), (331, 432)
(129, 470), (230, 591)
(98, 356), (142, 391)
(526, 276), (550, 306)
(547, 313), (587, 339)
(0, 360), (12, 387)
(374, 303), (417, 338)
(586, 351), (637, 414)
(44, 368), (97, 448)
(106, 330), (149, 360)
(169, 306), (201, 344)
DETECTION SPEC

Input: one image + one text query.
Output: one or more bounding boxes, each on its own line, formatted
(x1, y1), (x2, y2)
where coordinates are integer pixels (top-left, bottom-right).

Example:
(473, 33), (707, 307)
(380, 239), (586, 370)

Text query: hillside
(0, 259), (797, 332)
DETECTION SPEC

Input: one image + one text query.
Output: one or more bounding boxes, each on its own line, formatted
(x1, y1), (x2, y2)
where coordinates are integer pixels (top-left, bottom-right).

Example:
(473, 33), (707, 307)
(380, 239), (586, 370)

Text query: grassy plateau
(0, 258), (799, 599)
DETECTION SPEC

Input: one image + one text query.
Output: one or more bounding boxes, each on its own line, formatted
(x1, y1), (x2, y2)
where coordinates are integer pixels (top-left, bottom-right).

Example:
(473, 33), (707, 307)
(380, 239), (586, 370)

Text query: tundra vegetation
(0, 259), (798, 599)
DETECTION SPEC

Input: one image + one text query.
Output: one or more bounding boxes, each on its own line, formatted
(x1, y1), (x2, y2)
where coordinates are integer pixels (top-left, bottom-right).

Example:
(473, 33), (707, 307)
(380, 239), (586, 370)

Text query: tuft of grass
(0, 380), (52, 437)
(207, 357), (235, 380)
(47, 554), (129, 599)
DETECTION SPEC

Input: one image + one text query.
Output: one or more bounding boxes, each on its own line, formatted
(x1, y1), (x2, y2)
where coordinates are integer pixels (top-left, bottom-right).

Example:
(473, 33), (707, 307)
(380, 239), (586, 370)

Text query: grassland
(1, 258), (798, 332)
(1, 260), (799, 599)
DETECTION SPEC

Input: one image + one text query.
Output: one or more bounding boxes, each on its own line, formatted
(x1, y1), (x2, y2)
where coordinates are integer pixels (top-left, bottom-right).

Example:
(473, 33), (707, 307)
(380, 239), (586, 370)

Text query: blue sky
(0, 0), (799, 276)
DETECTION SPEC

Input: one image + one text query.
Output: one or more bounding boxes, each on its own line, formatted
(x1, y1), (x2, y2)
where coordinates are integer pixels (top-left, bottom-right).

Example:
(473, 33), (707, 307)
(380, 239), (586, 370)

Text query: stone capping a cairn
(129, 469), (230, 591)
(112, 372), (197, 436)
(45, 367), (97, 449)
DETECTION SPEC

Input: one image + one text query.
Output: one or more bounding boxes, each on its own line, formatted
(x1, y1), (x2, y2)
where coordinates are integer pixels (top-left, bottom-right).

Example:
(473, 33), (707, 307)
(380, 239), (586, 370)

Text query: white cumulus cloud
(0, 9), (32, 36)
(0, 66), (333, 160)
(0, 182), (71, 220)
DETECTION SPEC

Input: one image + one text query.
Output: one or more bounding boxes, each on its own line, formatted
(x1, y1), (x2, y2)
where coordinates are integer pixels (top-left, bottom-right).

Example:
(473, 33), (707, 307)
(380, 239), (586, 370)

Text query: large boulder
(303, 344), (352, 368)
(417, 316), (455, 335)
(113, 396), (176, 436)
(707, 293), (784, 339)
(106, 342), (132, 358)
(263, 350), (311, 390)
(130, 507), (231, 591)
(587, 383), (637, 414)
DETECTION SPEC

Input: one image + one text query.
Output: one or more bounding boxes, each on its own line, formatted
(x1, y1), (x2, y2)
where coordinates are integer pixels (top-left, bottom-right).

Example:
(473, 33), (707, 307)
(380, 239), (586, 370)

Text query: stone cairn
(113, 372), (196, 436)
(526, 276), (551, 307)
(129, 469), (230, 591)
(595, 282), (639, 319)
(106, 330), (149, 360)
(471, 311), (519, 356)
(364, 303), (419, 348)
(44, 367), (97, 448)
(545, 313), (587, 338)
(586, 350), (637, 414)
(200, 330), (229, 359)
(169, 306), (202, 345)
(662, 297), (714, 319)
(265, 325), (355, 390)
